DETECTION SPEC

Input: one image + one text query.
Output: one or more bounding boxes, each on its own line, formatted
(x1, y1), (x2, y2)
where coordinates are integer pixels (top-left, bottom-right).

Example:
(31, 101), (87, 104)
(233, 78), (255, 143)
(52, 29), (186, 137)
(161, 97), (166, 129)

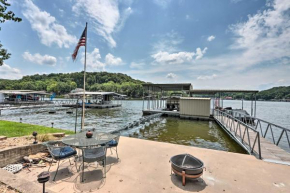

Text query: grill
(170, 154), (204, 186)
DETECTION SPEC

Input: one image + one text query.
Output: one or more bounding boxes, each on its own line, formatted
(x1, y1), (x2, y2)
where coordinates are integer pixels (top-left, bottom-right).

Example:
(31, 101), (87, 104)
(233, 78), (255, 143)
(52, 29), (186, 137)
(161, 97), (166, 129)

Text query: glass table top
(62, 131), (118, 148)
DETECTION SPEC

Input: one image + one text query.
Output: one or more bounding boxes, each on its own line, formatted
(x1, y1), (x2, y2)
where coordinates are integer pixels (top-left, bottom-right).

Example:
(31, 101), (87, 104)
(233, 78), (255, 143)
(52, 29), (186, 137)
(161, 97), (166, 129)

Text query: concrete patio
(11, 136), (290, 193)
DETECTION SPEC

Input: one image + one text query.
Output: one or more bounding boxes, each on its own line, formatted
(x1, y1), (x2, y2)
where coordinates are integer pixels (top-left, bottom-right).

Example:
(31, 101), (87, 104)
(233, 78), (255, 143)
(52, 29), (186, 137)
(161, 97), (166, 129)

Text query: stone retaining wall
(0, 144), (46, 167)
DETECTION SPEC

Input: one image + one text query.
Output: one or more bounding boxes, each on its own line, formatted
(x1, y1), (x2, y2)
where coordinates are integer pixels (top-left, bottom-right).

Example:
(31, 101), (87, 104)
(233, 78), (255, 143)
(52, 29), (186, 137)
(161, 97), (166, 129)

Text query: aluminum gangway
(213, 109), (290, 165)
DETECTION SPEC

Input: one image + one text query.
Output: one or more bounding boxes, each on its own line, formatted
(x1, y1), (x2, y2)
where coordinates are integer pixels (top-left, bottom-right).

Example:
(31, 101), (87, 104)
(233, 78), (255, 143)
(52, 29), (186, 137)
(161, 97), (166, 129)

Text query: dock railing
(214, 109), (262, 159)
(224, 109), (290, 152)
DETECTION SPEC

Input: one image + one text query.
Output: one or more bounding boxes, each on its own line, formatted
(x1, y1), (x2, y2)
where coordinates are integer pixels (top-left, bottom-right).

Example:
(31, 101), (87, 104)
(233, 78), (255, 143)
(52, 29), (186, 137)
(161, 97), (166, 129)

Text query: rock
(52, 133), (65, 137)
(28, 152), (48, 162)
(41, 157), (56, 163)
(23, 156), (33, 163)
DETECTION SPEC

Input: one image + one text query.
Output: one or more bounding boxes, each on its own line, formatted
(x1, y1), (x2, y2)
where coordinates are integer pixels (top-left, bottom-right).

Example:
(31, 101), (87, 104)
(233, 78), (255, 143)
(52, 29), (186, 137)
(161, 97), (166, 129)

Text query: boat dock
(62, 103), (121, 109)
(214, 109), (290, 165)
(143, 109), (180, 116)
(141, 83), (290, 165)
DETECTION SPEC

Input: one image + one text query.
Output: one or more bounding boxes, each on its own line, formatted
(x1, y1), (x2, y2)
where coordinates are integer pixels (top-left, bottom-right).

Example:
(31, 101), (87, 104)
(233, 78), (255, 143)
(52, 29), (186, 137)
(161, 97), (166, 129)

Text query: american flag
(72, 26), (87, 61)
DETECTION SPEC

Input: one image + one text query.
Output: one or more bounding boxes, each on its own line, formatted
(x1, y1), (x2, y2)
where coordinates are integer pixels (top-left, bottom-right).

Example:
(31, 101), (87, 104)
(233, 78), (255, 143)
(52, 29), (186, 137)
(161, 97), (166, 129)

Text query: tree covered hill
(0, 72), (289, 100)
(224, 86), (290, 100)
(0, 72), (145, 97)
(257, 86), (290, 100)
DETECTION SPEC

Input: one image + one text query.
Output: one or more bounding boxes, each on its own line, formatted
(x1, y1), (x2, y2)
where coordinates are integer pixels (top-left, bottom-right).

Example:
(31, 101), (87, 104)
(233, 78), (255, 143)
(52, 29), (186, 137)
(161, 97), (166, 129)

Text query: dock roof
(142, 83), (192, 91)
(189, 89), (259, 95)
(69, 91), (120, 96)
(0, 90), (48, 95)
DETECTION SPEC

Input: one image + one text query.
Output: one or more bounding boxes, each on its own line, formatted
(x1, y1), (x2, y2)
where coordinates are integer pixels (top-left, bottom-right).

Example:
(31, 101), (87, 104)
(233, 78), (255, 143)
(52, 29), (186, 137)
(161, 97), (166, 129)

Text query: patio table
(62, 131), (118, 148)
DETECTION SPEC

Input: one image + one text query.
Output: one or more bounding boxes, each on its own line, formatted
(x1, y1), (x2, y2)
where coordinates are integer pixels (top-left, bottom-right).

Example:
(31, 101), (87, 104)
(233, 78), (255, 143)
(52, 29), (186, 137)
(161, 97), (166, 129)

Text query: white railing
(214, 109), (262, 159)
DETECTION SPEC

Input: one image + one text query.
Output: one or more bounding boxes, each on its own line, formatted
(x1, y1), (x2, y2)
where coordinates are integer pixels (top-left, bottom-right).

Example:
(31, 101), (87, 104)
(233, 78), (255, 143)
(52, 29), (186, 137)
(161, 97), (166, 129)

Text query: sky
(1, 0), (290, 90)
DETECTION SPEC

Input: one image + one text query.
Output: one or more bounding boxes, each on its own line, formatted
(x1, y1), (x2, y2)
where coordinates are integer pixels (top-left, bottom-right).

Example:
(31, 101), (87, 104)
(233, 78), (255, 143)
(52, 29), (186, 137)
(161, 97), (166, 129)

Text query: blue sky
(1, 0), (290, 90)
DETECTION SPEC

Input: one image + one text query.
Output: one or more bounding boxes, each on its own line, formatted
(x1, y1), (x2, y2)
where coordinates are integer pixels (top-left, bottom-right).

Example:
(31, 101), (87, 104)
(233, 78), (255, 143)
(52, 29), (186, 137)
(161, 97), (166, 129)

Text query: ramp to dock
(214, 109), (290, 165)
(142, 109), (180, 116)
(62, 103), (121, 109)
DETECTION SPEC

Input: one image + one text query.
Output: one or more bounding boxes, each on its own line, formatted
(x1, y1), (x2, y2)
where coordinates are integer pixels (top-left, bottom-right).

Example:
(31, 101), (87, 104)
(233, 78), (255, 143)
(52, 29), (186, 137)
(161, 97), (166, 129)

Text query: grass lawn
(0, 120), (74, 137)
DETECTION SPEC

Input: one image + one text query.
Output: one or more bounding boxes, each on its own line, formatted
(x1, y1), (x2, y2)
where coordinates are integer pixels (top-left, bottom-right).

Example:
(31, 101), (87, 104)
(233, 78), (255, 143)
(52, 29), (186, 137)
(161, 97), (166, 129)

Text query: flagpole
(81, 22), (88, 131)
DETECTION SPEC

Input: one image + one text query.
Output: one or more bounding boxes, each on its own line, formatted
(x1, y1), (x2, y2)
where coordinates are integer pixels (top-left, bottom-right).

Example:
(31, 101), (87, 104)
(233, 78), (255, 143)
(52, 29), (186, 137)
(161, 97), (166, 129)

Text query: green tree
(0, 0), (22, 65)
(47, 82), (59, 94)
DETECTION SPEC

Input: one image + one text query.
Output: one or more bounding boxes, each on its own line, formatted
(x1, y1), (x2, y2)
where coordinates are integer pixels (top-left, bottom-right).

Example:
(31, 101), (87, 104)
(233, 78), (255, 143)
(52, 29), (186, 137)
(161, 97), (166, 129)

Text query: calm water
(130, 117), (246, 153)
(222, 100), (290, 129)
(1, 100), (289, 153)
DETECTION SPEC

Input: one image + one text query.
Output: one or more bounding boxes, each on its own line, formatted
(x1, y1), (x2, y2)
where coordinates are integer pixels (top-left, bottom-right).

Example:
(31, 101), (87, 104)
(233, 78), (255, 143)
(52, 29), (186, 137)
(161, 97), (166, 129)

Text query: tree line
(223, 86), (290, 100)
(0, 72), (145, 98)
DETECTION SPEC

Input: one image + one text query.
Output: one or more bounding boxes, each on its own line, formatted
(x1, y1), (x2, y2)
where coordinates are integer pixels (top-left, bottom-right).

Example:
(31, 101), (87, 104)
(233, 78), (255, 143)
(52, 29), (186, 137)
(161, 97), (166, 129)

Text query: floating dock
(143, 109), (179, 116)
(62, 103), (121, 109)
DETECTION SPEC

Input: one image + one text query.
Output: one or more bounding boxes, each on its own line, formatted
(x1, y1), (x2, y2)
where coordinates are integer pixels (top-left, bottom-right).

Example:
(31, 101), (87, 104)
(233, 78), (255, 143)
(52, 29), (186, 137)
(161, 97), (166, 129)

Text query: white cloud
(22, 0), (77, 48)
(151, 47), (207, 64)
(115, 7), (133, 32)
(59, 9), (64, 17)
(153, 0), (171, 9)
(195, 47), (208, 60)
(23, 52), (57, 66)
(207, 35), (215, 42)
(229, 0), (290, 67)
(166, 73), (177, 79)
(105, 53), (123, 66)
(130, 62), (145, 69)
(82, 48), (106, 71)
(197, 74), (217, 80)
(129, 0), (290, 89)
(72, 0), (133, 48)
(153, 31), (184, 53)
(151, 31), (207, 65)
(152, 51), (194, 65)
(0, 63), (23, 79)
(81, 48), (123, 71)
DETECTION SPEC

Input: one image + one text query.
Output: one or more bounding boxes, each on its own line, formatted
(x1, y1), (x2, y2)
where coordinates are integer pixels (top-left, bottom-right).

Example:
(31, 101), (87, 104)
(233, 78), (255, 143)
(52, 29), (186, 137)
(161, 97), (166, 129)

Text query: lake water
(1, 100), (289, 154)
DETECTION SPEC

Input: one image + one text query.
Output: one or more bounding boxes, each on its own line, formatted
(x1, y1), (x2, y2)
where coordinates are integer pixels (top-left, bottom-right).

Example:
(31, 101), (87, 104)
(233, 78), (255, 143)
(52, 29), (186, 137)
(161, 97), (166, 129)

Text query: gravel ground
(0, 182), (20, 193)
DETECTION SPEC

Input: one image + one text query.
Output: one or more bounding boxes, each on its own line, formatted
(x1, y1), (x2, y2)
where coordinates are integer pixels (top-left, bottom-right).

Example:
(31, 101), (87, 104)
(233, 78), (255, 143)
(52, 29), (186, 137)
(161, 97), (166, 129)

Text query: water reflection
(133, 117), (246, 154)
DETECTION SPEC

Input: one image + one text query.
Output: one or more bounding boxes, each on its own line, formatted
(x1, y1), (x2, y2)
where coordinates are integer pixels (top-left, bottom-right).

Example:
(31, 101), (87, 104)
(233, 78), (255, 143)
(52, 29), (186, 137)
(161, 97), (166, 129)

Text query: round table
(62, 131), (118, 148)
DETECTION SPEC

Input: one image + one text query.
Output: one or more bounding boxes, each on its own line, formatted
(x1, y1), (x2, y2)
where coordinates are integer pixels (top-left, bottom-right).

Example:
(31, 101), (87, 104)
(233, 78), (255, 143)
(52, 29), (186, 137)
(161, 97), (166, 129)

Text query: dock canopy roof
(189, 89), (259, 95)
(143, 83), (192, 91)
(0, 90), (48, 95)
(69, 91), (121, 96)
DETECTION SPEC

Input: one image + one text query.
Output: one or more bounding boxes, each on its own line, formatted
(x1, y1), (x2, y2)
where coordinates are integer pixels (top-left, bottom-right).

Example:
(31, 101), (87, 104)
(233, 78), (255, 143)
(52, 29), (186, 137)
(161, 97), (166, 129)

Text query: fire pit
(170, 154), (204, 186)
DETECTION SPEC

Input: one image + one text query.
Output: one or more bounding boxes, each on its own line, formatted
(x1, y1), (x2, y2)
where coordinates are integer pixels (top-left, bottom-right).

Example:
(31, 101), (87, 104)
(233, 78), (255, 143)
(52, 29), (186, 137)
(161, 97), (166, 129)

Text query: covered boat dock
(63, 91), (122, 108)
(189, 89), (259, 117)
(142, 83), (192, 117)
(0, 90), (49, 103)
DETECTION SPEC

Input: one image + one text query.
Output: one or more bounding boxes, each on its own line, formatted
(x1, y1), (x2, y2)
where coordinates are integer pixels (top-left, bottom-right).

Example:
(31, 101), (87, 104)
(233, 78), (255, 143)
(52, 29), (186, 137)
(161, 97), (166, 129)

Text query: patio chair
(81, 146), (107, 182)
(103, 133), (120, 159)
(45, 141), (77, 181)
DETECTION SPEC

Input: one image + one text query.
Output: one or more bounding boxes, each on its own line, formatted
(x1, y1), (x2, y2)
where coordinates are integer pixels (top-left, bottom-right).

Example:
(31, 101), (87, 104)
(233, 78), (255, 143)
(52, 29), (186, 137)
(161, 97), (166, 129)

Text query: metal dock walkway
(62, 103), (121, 109)
(142, 109), (180, 116)
(214, 109), (290, 165)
